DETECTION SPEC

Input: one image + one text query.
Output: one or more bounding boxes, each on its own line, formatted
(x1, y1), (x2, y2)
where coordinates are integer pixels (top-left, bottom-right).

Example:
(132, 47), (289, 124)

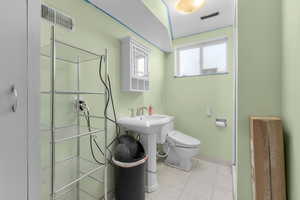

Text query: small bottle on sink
(148, 105), (153, 115)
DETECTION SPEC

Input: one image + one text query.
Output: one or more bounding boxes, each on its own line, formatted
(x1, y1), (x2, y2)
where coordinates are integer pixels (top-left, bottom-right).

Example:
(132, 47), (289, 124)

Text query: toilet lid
(168, 131), (200, 147)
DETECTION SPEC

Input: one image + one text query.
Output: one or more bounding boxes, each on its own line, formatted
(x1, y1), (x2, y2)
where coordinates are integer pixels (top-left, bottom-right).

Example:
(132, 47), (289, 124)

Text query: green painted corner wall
(164, 27), (234, 163)
(40, 0), (237, 197)
(282, 0), (300, 199)
(41, 0), (167, 128)
(237, 0), (282, 199)
(40, 0), (166, 198)
(39, 0), (295, 199)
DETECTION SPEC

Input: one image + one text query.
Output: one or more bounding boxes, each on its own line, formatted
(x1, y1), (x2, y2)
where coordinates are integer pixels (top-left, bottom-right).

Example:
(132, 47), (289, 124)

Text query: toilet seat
(167, 131), (200, 148)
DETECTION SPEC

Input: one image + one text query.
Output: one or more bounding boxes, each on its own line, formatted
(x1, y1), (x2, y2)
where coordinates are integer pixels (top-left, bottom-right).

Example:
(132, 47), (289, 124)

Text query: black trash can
(113, 135), (148, 200)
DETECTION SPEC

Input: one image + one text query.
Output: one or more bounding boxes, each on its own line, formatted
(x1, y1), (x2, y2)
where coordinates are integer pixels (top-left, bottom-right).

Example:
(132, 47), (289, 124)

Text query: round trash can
(113, 136), (148, 200)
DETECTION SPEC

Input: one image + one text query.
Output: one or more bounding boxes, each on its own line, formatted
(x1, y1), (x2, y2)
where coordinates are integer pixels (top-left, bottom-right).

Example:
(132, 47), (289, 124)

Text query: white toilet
(157, 118), (201, 171)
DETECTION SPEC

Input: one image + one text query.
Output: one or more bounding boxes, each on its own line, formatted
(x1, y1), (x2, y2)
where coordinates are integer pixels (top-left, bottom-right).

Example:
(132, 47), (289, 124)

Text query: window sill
(174, 72), (229, 78)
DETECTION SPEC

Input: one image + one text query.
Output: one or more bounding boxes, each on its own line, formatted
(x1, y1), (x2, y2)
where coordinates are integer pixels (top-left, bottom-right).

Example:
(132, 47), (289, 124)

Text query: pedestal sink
(117, 114), (174, 192)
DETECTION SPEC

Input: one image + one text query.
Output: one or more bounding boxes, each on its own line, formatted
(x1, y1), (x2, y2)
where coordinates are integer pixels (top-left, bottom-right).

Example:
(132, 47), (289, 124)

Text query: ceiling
(86, 0), (234, 51)
(163, 0), (234, 39)
(86, 0), (172, 52)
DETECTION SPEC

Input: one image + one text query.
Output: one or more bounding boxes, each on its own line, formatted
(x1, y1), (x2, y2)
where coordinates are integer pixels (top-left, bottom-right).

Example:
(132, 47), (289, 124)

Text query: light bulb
(175, 0), (206, 14)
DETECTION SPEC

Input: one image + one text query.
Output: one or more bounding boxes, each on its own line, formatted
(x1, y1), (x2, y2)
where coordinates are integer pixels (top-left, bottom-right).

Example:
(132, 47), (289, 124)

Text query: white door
(0, 1), (29, 199)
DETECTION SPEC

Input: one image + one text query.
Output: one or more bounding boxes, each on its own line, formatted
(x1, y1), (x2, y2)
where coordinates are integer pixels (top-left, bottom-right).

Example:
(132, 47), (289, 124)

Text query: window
(176, 38), (228, 77)
(178, 47), (201, 76)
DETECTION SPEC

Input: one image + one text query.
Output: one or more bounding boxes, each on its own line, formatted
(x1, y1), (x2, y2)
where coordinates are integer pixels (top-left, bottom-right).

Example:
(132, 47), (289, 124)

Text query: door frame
(27, 0), (40, 200)
(233, 0), (238, 198)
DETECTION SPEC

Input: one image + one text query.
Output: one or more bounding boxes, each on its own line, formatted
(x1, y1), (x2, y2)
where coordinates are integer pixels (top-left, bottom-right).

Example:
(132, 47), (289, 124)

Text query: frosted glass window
(176, 38), (228, 77)
(178, 47), (201, 76)
(203, 42), (227, 72)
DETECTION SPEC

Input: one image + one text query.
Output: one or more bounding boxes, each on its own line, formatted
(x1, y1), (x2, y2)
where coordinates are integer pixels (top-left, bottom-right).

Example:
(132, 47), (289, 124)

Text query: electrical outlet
(207, 106), (213, 117)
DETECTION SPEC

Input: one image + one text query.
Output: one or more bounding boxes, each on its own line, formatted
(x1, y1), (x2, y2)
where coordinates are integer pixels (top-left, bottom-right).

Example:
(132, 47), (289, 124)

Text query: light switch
(207, 106), (212, 117)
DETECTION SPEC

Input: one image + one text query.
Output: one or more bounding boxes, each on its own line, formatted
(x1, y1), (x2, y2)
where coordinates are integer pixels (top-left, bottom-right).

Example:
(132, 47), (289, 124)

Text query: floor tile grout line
(150, 159), (234, 200)
(176, 160), (199, 200)
(209, 164), (219, 200)
(216, 164), (235, 192)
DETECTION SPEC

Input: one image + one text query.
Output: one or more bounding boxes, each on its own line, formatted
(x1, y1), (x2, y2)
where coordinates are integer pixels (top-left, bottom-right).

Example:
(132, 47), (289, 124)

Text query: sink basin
(117, 114), (174, 135)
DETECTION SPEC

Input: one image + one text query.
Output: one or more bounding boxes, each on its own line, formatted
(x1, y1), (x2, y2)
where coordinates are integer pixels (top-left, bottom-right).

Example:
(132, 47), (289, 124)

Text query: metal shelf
(54, 187), (102, 200)
(55, 164), (104, 194)
(54, 187), (74, 200)
(44, 26), (109, 200)
(41, 124), (101, 132)
(40, 39), (104, 64)
(79, 156), (104, 184)
(80, 114), (104, 119)
(53, 187), (103, 200)
(42, 155), (105, 179)
(41, 155), (77, 171)
(41, 125), (103, 141)
(41, 90), (104, 95)
(41, 53), (78, 64)
(44, 156), (105, 195)
(54, 129), (104, 143)
(40, 124), (77, 132)
(41, 155), (105, 199)
(79, 188), (100, 200)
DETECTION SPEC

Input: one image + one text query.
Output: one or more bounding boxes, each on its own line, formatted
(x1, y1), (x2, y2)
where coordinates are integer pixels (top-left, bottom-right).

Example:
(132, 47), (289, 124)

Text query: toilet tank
(156, 118), (174, 144)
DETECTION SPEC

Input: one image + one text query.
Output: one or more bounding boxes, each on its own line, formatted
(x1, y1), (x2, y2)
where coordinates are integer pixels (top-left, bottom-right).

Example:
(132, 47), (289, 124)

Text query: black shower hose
(82, 55), (120, 166)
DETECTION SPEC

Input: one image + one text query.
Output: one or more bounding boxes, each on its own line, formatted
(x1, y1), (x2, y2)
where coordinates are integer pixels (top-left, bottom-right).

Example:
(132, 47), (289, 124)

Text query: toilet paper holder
(216, 118), (227, 128)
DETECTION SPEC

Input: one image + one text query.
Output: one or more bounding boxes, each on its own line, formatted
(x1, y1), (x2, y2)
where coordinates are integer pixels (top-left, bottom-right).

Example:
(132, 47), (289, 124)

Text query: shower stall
(40, 26), (110, 200)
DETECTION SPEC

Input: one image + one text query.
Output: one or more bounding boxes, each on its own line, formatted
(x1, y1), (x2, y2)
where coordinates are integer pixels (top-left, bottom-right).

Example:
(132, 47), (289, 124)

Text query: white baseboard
(194, 155), (232, 166)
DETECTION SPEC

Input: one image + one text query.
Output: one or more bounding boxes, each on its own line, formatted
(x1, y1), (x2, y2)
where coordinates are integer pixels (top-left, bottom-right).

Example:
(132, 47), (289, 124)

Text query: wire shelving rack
(41, 25), (109, 200)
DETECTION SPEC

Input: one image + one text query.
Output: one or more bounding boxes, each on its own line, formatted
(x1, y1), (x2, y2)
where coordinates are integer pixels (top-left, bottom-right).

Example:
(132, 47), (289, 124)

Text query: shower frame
(44, 25), (109, 200)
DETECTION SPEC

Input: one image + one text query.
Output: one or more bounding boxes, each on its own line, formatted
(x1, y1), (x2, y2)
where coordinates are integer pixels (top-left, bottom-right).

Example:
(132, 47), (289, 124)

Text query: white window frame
(175, 37), (228, 77)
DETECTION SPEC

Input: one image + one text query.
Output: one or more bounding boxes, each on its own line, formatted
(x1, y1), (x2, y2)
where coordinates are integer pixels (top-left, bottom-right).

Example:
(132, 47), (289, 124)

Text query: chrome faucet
(136, 106), (148, 116)
(129, 108), (135, 117)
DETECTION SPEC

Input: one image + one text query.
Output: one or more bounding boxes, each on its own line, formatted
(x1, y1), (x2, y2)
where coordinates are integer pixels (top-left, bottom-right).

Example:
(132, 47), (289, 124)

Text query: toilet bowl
(156, 118), (201, 171)
(163, 131), (200, 171)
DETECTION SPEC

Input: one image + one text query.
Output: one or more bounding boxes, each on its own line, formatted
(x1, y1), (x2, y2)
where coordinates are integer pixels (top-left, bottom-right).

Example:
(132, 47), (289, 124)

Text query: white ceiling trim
(160, 0), (175, 39)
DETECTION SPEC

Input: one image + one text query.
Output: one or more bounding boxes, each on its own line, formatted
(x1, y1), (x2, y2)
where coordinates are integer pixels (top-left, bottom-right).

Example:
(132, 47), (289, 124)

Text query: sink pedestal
(140, 134), (159, 193)
(117, 114), (174, 193)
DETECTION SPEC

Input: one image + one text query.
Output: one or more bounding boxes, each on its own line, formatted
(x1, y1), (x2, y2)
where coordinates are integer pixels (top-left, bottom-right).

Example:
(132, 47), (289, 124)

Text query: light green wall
(237, 0), (282, 199)
(39, 0), (288, 199)
(282, 0), (300, 199)
(41, 0), (166, 199)
(164, 27), (234, 162)
(42, 0), (166, 115)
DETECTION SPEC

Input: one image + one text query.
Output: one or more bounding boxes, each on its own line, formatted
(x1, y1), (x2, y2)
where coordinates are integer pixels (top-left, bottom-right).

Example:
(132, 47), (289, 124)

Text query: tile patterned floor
(146, 159), (234, 200)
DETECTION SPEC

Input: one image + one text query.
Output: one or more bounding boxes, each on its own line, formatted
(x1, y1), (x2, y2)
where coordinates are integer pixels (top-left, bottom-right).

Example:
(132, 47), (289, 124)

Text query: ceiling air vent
(41, 4), (74, 30)
(201, 12), (220, 20)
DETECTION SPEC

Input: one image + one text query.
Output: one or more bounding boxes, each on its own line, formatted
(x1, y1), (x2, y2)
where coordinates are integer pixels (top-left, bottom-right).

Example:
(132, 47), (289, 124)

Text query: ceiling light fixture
(175, 0), (206, 14)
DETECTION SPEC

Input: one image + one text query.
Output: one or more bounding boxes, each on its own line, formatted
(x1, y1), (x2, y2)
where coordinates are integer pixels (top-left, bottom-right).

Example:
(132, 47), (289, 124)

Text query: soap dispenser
(148, 105), (153, 115)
